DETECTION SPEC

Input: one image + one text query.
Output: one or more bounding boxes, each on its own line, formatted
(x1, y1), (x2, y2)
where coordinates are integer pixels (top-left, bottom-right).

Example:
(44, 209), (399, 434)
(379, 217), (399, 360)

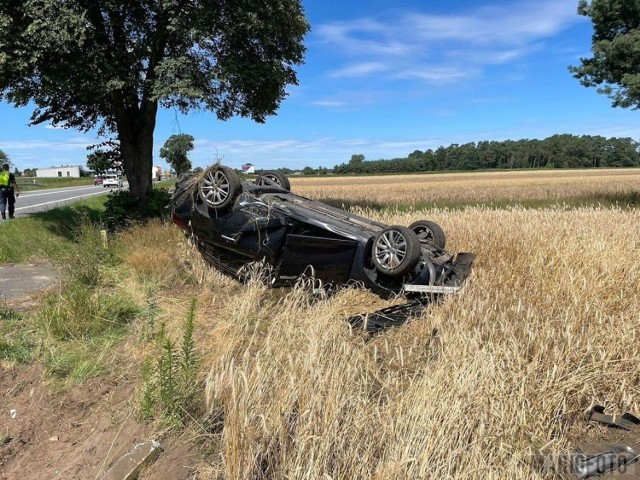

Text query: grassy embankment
(1, 168), (639, 478)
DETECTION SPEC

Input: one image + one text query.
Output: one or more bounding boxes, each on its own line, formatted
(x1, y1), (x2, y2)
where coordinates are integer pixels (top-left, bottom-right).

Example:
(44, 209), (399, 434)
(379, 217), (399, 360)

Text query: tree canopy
(86, 149), (116, 175)
(570, 0), (640, 108)
(0, 0), (309, 204)
(160, 134), (194, 176)
(331, 135), (640, 175)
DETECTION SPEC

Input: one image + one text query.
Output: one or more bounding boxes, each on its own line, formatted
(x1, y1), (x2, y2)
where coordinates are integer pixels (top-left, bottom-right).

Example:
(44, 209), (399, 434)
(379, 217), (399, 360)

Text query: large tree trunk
(116, 99), (158, 208)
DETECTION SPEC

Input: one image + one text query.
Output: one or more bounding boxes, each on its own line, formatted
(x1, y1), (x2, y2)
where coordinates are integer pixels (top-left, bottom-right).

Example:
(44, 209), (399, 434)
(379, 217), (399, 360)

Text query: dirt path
(0, 364), (200, 480)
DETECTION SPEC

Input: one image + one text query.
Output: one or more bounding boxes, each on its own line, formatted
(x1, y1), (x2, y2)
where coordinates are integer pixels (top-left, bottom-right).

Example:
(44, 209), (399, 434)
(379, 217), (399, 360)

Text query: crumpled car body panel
(171, 173), (474, 299)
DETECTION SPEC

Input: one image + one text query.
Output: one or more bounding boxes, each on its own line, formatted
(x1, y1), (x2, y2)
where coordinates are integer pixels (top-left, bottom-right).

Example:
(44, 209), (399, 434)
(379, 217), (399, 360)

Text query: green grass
(0, 308), (33, 364)
(0, 198), (144, 388)
(43, 333), (125, 387)
(37, 282), (139, 341)
(0, 196), (107, 264)
(155, 178), (177, 190)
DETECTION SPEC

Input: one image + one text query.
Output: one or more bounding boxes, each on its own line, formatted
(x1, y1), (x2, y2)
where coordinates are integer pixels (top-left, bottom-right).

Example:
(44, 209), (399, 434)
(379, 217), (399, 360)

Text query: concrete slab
(0, 263), (59, 302)
(101, 440), (163, 480)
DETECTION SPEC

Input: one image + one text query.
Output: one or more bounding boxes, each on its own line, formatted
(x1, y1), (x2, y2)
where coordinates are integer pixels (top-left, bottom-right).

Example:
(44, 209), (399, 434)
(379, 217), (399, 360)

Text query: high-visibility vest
(0, 171), (9, 187)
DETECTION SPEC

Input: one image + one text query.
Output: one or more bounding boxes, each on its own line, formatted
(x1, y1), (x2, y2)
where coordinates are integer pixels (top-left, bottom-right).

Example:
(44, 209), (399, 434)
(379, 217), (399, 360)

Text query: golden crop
(120, 169), (640, 479)
(289, 168), (640, 205)
(177, 204), (639, 479)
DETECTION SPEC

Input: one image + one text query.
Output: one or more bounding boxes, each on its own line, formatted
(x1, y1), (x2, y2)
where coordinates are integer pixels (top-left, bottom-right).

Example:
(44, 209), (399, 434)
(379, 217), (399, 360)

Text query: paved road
(12, 184), (126, 217)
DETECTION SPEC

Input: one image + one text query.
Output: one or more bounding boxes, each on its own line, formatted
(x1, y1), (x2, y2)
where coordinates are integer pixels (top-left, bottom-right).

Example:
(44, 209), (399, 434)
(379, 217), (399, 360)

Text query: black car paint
(172, 177), (473, 299)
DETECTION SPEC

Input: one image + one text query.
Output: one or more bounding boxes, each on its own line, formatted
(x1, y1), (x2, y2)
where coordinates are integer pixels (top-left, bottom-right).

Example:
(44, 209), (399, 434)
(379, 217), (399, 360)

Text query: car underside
(171, 164), (475, 302)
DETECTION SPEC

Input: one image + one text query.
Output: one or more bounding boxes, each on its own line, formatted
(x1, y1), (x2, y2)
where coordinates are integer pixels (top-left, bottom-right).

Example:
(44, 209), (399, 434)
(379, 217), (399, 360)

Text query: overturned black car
(171, 164), (474, 302)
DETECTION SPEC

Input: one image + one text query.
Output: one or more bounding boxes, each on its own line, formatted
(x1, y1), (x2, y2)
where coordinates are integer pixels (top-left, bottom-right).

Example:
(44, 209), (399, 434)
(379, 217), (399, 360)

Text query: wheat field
(288, 168), (640, 206)
(128, 169), (640, 479)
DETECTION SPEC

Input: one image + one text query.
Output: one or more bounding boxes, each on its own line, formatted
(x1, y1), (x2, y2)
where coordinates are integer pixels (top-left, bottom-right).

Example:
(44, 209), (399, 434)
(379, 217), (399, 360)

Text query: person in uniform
(0, 162), (20, 220)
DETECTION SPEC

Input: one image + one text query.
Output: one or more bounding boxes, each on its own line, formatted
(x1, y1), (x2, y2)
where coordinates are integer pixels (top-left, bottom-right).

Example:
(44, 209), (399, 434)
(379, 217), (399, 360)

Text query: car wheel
(198, 165), (241, 210)
(255, 171), (291, 191)
(409, 220), (446, 250)
(372, 225), (421, 277)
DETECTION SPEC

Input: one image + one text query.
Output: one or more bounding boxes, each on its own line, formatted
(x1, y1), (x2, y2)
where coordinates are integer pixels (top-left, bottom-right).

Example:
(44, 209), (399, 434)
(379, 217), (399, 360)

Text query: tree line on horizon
(324, 134), (640, 175)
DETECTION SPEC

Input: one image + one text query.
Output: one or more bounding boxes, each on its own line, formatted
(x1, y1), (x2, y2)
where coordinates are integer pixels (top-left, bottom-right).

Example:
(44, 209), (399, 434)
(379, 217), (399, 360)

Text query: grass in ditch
(2, 177), (638, 477)
(0, 183), (180, 391)
(0, 307), (33, 364)
(28, 222), (141, 388)
(0, 195), (147, 388)
(0, 196), (107, 264)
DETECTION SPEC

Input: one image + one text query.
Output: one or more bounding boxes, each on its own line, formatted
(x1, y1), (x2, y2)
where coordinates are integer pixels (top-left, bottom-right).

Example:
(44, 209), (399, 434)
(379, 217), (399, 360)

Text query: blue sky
(1, 0), (639, 172)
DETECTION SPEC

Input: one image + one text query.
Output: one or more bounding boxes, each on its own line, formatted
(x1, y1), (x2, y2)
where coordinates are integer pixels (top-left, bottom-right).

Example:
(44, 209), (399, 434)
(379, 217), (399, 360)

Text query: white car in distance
(103, 174), (123, 188)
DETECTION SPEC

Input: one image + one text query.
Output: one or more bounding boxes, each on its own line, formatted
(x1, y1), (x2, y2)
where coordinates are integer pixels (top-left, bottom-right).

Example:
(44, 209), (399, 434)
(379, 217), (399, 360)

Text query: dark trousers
(0, 188), (15, 217)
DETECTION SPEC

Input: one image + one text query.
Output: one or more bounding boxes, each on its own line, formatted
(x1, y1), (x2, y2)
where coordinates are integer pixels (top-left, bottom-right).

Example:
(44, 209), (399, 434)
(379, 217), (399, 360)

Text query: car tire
(409, 220), (446, 250)
(255, 171), (291, 191)
(198, 165), (241, 210)
(372, 225), (421, 277)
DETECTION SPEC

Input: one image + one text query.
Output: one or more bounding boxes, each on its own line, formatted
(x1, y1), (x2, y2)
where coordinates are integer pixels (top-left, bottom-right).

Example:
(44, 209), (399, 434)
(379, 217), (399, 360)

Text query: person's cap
(1, 162), (8, 168)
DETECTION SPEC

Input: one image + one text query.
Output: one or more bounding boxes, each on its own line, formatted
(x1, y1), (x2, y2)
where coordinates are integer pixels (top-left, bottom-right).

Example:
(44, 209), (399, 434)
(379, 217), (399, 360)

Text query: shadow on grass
(31, 204), (105, 242)
(319, 190), (640, 213)
(587, 190), (640, 208)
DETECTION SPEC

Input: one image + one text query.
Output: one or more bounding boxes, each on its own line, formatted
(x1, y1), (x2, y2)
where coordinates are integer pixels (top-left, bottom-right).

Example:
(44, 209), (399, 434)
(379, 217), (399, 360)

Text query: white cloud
(310, 99), (348, 108)
(328, 62), (390, 79)
(308, 90), (383, 111)
(314, 0), (583, 86)
(0, 137), (91, 151)
(395, 66), (475, 84)
(0, 136), (100, 168)
(406, 1), (578, 45)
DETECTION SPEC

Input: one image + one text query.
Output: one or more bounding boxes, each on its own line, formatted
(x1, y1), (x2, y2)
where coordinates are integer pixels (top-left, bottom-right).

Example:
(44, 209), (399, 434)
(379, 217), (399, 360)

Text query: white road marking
(14, 190), (109, 211)
(19, 185), (100, 198)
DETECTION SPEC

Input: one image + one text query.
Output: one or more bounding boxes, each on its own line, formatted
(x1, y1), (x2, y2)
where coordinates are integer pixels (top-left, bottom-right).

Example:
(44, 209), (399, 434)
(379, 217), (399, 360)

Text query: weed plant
(140, 299), (200, 425)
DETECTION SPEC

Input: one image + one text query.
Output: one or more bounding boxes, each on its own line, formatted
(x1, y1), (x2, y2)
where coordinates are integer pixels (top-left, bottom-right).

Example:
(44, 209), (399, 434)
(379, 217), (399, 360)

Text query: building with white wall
(36, 166), (83, 178)
(152, 165), (163, 181)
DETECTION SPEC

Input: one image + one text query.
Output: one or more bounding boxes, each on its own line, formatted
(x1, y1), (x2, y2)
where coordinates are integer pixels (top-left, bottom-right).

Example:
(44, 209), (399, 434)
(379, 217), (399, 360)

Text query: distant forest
(276, 135), (640, 176)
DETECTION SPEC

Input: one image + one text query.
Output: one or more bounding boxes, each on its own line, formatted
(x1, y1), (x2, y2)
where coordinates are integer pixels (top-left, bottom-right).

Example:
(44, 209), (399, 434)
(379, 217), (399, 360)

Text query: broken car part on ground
(171, 164), (475, 329)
